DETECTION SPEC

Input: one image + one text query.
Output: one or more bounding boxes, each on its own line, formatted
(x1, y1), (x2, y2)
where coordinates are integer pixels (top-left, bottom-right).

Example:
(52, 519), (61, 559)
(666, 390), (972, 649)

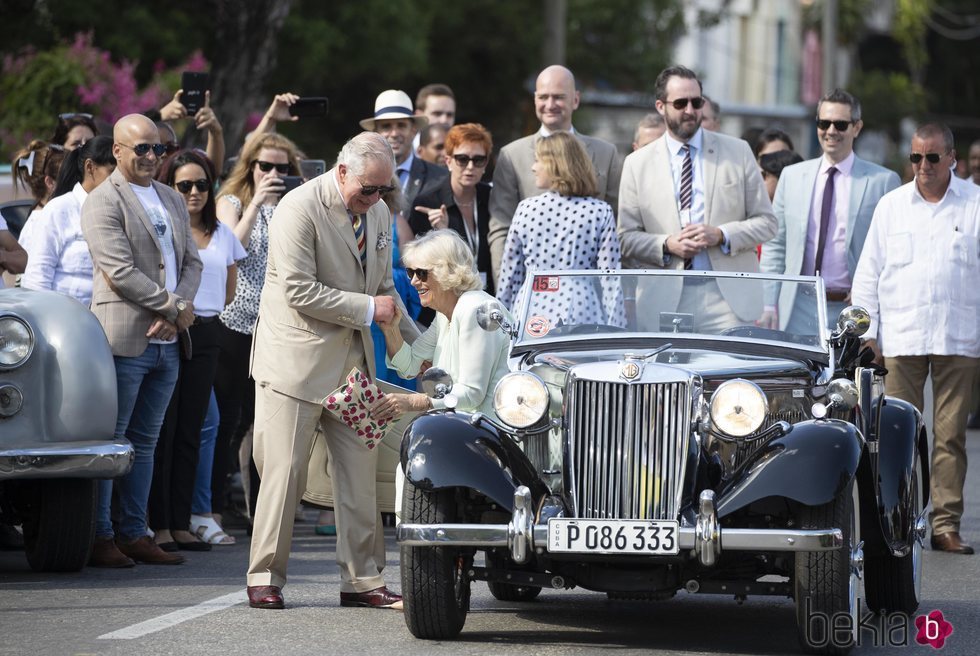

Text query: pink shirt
(801, 151), (854, 290)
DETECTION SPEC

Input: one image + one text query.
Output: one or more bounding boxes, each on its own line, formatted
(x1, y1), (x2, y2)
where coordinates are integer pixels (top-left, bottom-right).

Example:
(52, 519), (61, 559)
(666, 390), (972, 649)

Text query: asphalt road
(2, 429), (979, 656)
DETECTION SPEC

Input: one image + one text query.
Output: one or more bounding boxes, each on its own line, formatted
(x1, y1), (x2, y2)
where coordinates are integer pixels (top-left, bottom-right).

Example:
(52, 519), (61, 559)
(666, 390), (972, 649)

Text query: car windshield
(511, 270), (829, 353)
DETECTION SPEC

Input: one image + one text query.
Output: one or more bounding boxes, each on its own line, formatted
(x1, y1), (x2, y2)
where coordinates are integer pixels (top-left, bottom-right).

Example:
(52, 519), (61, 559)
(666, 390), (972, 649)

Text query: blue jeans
(192, 390), (219, 515)
(96, 343), (180, 541)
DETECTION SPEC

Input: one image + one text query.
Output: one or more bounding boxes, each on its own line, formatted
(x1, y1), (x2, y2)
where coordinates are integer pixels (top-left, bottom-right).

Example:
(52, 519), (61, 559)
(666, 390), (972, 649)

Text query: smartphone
(288, 96), (329, 118)
(281, 175), (304, 195)
(181, 71), (209, 116)
(299, 159), (326, 180)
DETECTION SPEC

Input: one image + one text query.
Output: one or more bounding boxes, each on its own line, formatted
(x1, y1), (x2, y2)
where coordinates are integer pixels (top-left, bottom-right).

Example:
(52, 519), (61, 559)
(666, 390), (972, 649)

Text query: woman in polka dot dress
(497, 131), (624, 327)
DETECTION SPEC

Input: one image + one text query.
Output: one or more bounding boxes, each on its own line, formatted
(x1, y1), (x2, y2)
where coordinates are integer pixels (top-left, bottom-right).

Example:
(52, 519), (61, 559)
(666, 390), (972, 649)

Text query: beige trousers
(885, 354), (979, 534)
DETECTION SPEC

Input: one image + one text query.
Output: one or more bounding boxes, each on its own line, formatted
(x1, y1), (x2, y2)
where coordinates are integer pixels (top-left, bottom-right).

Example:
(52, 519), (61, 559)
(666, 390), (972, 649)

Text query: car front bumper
(397, 487), (843, 566)
(0, 440), (134, 480)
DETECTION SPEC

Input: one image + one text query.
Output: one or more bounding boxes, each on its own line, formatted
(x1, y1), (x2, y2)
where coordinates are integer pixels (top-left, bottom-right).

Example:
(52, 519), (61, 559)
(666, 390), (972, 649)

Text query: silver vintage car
(0, 288), (133, 571)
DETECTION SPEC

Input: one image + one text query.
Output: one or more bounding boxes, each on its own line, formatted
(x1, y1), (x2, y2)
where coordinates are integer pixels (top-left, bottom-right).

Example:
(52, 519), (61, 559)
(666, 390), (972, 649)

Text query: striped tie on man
(680, 144), (693, 269)
(352, 213), (367, 266)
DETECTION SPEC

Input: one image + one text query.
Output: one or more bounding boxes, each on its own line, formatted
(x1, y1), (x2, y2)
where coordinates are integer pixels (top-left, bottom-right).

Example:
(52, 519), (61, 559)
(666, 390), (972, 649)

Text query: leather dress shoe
(930, 531), (975, 554)
(89, 537), (135, 568)
(247, 585), (284, 609)
(117, 536), (185, 564)
(340, 586), (403, 610)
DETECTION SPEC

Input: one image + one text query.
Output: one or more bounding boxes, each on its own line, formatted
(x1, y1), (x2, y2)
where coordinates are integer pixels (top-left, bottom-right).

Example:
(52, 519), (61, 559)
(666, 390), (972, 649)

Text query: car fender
(400, 411), (548, 511)
(715, 419), (864, 518)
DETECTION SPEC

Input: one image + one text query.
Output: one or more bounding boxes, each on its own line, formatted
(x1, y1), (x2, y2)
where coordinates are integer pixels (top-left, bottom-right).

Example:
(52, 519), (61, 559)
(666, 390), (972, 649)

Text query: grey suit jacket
(403, 156), (448, 210)
(250, 168), (420, 404)
(81, 168), (202, 357)
(759, 156), (900, 326)
(488, 131), (622, 278)
(617, 130), (777, 321)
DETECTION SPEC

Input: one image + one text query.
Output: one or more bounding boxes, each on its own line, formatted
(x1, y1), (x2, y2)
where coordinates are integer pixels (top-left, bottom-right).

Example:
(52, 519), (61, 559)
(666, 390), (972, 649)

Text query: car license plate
(547, 518), (680, 555)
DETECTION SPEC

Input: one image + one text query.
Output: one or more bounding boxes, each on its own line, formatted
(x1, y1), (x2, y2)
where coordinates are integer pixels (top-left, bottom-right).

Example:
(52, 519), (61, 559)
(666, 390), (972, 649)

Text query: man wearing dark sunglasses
(489, 64), (622, 280)
(760, 88), (900, 332)
(80, 114), (202, 568)
(852, 123), (980, 555)
(618, 64), (776, 331)
(246, 132), (420, 610)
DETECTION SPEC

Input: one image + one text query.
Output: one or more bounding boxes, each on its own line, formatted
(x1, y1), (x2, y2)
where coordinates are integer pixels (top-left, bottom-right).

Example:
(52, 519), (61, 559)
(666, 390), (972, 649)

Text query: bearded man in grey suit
(245, 132), (420, 611)
(618, 65), (776, 332)
(488, 64), (622, 280)
(759, 89), (900, 332)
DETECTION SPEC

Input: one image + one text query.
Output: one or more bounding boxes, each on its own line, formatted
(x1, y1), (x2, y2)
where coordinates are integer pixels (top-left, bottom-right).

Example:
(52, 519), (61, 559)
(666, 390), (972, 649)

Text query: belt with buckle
(826, 289), (849, 302)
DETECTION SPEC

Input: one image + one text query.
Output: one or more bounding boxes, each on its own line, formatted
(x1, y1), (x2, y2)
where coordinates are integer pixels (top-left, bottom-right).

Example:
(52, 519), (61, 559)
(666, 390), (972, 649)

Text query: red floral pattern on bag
(323, 368), (390, 450)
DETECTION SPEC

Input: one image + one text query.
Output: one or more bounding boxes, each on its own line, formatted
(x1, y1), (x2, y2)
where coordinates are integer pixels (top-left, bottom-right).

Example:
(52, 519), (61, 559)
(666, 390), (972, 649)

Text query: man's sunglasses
(452, 154), (488, 168)
(815, 119), (854, 132)
(359, 183), (396, 196)
(254, 160), (291, 174)
(666, 97), (705, 110)
(119, 142), (168, 157)
(909, 152), (946, 165)
(175, 179), (210, 193)
(405, 267), (429, 282)
(164, 141), (180, 156)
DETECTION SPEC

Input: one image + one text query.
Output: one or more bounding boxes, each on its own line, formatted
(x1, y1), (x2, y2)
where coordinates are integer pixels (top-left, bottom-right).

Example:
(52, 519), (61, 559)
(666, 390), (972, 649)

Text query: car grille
(566, 377), (693, 520)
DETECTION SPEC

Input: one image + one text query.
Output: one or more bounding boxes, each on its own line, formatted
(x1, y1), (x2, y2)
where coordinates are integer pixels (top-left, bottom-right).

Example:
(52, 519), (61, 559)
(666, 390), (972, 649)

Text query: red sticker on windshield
(532, 276), (560, 292)
(525, 316), (551, 337)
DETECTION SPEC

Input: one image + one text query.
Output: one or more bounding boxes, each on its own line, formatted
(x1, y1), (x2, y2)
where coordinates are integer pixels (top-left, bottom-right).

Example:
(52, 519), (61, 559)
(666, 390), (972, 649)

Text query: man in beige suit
(488, 64), (622, 280)
(618, 65), (776, 331)
(81, 114), (201, 568)
(246, 132), (419, 610)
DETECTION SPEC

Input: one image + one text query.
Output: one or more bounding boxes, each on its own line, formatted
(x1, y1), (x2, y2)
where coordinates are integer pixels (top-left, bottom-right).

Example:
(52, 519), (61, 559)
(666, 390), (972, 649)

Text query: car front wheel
(401, 484), (470, 639)
(20, 478), (97, 572)
(794, 479), (861, 655)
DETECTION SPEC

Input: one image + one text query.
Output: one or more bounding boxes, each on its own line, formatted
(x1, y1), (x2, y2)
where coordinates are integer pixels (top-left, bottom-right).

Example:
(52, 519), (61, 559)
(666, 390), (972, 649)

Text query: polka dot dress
(218, 194), (275, 335)
(497, 191), (624, 327)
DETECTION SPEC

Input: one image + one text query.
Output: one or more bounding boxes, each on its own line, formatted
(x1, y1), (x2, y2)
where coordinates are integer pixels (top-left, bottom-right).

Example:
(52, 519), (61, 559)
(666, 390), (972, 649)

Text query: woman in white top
(21, 136), (116, 304)
(149, 150), (246, 550)
(11, 139), (68, 253)
(374, 230), (512, 421)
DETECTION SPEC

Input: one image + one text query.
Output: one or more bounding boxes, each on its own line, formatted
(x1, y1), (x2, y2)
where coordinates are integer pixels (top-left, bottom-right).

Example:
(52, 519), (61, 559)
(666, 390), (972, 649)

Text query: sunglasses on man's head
(405, 267), (429, 282)
(119, 142), (167, 157)
(909, 152), (945, 165)
(452, 154), (488, 168)
(815, 119), (854, 132)
(175, 179), (210, 193)
(254, 160), (291, 174)
(59, 112), (93, 121)
(666, 96), (705, 110)
(359, 183), (396, 196)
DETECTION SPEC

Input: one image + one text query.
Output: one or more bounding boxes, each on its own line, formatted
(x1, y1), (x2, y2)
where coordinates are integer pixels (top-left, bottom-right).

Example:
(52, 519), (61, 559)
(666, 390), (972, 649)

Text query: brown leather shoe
(930, 531), (975, 554)
(89, 537), (135, 568)
(247, 585), (284, 609)
(340, 586), (403, 610)
(116, 535), (185, 564)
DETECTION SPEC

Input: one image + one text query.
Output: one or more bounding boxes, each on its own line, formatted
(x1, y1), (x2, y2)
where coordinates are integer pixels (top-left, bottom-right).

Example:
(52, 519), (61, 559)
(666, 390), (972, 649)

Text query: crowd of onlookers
(2, 61), (980, 570)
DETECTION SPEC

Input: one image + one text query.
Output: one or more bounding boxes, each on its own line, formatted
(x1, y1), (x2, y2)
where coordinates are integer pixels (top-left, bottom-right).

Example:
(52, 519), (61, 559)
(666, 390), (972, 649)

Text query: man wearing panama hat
(360, 90), (448, 212)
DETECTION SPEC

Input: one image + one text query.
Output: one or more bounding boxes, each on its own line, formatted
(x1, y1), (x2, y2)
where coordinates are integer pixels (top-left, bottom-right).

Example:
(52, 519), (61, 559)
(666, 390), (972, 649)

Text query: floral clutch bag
(322, 368), (391, 450)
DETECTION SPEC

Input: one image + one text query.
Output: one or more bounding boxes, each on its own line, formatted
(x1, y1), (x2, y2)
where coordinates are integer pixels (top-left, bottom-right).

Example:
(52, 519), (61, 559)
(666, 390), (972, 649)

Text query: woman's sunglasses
(405, 268), (429, 282)
(254, 160), (291, 174)
(908, 152), (944, 165)
(452, 154), (488, 168)
(175, 179), (210, 193)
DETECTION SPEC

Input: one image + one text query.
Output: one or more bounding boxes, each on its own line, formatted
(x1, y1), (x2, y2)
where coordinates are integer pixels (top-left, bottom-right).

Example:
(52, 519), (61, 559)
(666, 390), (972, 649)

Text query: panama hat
(359, 89), (428, 130)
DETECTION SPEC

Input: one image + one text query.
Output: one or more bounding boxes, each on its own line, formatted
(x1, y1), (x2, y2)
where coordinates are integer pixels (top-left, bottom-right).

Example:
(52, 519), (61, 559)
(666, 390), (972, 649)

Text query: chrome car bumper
(397, 487), (844, 566)
(0, 440), (134, 480)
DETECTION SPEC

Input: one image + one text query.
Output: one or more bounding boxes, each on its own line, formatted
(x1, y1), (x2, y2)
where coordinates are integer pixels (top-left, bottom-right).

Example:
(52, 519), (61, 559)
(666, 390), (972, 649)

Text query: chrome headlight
(0, 316), (34, 368)
(493, 372), (549, 429)
(709, 379), (768, 437)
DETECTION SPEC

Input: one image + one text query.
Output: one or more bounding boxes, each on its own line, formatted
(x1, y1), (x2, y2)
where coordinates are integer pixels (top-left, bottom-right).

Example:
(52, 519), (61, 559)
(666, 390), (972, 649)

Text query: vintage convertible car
(0, 288), (133, 571)
(397, 271), (927, 655)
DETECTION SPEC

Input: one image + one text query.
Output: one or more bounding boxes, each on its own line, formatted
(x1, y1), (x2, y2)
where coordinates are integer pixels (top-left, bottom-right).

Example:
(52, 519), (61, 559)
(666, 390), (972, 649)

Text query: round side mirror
(826, 378), (859, 410)
(475, 301), (506, 332)
(836, 306), (871, 338)
(420, 367), (454, 399)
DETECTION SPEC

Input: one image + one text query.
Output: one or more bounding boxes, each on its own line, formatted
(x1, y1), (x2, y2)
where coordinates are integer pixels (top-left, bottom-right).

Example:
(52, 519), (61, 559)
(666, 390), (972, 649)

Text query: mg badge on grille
(620, 361), (641, 381)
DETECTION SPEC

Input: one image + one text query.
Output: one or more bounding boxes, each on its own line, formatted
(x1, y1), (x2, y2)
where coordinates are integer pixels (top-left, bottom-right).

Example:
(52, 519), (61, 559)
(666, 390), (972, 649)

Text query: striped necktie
(680, 144), (694, 269)
(351, 213), (367, 266)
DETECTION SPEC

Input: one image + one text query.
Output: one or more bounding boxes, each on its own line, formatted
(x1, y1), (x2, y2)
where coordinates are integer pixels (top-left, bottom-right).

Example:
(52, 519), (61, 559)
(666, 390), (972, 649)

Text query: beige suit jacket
(81, 169), (202, 357)
(617, 130), (776, 320)
(488, 131), (622, 278)
(250, 168), (420, 404)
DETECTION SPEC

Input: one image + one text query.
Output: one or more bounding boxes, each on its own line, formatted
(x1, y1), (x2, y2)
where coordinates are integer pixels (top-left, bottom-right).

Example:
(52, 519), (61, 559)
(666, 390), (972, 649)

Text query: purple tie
(814, 166), (838, 275)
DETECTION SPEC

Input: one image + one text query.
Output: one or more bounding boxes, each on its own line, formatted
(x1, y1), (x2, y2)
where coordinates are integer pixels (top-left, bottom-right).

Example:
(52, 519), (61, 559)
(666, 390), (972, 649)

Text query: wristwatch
(175, 298), (188, 313)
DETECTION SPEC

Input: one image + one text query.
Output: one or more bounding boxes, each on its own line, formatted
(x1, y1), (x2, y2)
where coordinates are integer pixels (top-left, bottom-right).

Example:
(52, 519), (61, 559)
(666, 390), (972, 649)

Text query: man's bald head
(535, 65), (580, 132)
(112, 113), (164, 186)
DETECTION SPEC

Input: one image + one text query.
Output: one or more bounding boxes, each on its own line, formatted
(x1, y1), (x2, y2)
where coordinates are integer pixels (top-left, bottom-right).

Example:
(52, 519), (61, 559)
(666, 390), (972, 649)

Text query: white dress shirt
(851, 176), (980, 357)
(21, 184), (94, 305)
